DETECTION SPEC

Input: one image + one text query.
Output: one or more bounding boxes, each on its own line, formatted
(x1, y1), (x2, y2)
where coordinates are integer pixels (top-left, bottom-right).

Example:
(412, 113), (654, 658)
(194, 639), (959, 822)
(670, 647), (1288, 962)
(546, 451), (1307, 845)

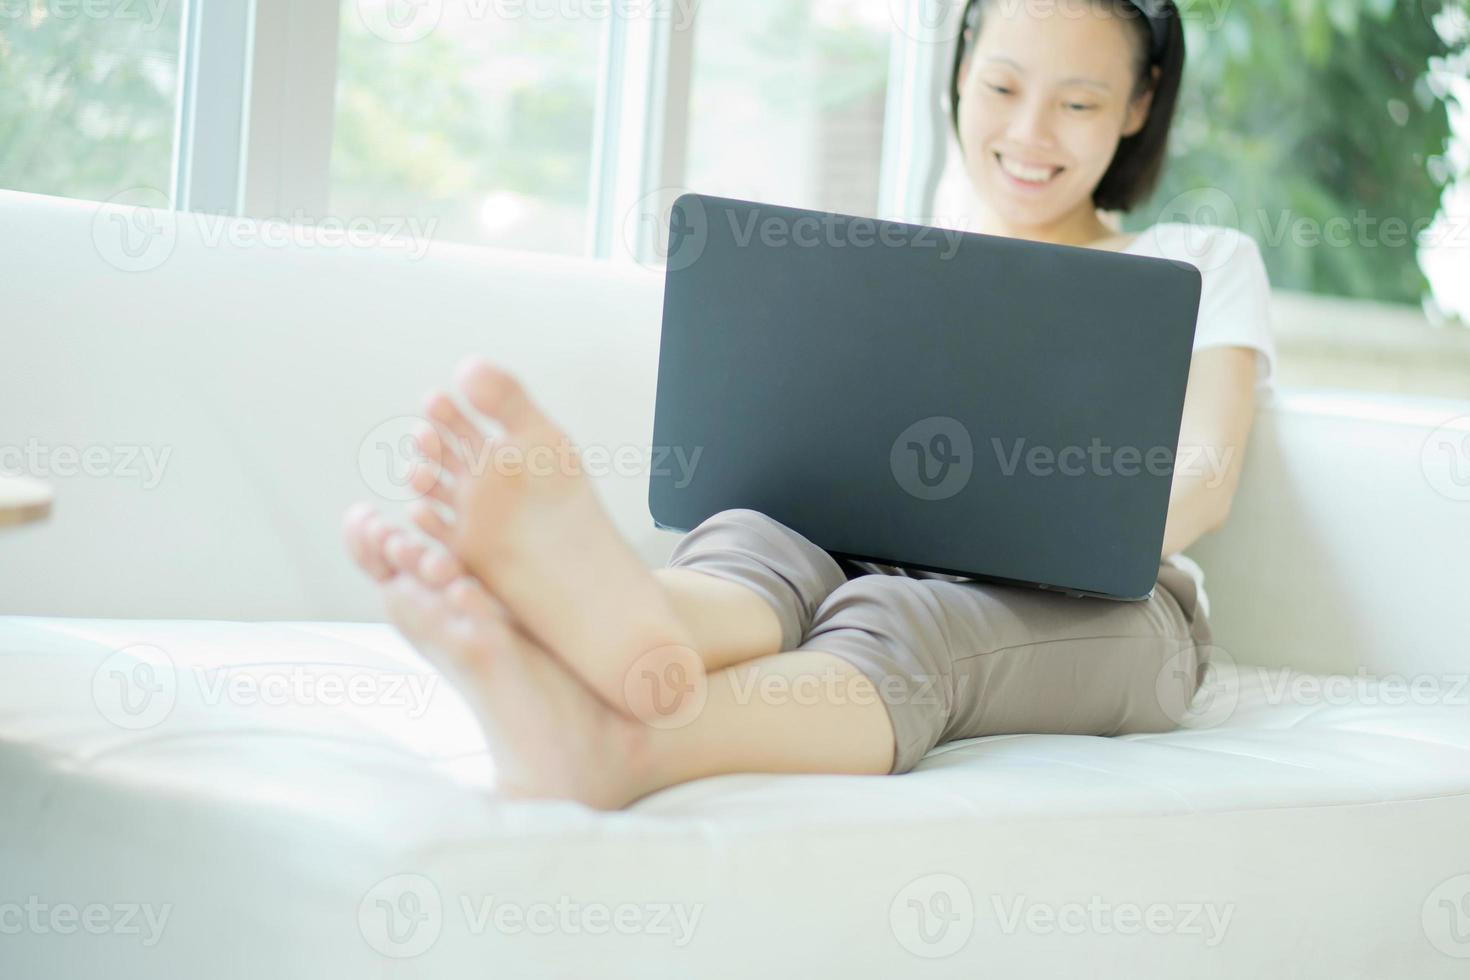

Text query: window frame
(164, 0), (952, 261)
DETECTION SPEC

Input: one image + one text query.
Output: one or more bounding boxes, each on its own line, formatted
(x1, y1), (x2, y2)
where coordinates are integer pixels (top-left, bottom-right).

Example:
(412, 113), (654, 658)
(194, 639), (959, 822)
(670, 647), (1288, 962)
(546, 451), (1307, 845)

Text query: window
(678, 0), (891, 218)
(0, 0), (184, 204)
(329, 0), (604, 255)
(3, 0), (1464, 337)
(1419, 70), (1469, 325)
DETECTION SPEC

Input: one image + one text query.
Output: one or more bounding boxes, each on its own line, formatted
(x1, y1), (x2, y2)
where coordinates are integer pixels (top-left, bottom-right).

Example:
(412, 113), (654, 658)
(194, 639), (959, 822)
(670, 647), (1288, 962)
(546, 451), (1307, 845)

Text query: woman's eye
(986, 83), (1013, 96)
(1066, 103), (1098, 112)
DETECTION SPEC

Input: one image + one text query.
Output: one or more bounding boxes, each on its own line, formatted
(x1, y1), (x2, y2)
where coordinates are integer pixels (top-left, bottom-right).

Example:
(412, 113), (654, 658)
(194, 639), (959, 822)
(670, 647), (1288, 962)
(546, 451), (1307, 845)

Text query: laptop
(648, 193), (1202, 601)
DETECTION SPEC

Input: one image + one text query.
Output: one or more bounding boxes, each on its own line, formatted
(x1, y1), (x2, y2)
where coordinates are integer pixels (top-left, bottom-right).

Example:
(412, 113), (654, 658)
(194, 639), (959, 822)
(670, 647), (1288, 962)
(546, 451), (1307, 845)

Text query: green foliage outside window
(0, 2), (181, 201)
(1125, 0), (1468, 310)
(0, 0), (1464, 313)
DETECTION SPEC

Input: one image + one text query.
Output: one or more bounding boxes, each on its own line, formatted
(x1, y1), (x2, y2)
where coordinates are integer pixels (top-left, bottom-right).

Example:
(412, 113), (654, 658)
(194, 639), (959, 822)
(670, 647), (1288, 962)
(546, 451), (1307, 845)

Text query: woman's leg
(347, 513), (1206, 806)
(639, 649), (897, 790)
(653, 508), (853, 672)
(652, 569), (783, 670)
(346, 515), (895, 807)
(796, 565), (1213, 774)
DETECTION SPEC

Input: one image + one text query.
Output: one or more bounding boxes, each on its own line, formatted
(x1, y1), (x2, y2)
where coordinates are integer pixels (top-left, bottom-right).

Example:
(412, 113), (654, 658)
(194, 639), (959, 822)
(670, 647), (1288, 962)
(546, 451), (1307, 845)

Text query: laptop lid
(649, 193), (1202, 600)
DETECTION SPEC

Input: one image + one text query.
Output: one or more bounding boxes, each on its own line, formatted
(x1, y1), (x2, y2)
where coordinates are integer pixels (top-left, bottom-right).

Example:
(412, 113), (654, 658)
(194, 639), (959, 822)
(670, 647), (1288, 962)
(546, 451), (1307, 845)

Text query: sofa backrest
(1188, 392), (1468, 677)
(2, 190), (1466, 678)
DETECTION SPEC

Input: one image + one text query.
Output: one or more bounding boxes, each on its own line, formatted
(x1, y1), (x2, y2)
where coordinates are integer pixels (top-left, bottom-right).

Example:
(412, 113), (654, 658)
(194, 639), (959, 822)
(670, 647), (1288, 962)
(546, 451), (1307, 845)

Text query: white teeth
(998, 155), (1058, 184)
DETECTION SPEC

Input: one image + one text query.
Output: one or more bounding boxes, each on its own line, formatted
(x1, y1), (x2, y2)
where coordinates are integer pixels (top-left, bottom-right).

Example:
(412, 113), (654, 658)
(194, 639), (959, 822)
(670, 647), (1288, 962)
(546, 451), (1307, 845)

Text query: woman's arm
(1159, 346), (1260, 558)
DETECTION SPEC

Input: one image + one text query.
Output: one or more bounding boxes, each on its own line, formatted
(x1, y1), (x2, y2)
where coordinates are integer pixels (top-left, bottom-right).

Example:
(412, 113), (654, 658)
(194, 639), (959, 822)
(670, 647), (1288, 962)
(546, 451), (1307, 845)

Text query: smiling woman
(324, 0), (1250, 809)
(948, 0), (1183, 246)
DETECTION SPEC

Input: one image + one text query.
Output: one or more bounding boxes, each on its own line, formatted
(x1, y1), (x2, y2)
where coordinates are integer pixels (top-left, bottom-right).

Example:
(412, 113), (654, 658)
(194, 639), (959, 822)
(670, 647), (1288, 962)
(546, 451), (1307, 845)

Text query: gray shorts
(667, 509), (1214, 775)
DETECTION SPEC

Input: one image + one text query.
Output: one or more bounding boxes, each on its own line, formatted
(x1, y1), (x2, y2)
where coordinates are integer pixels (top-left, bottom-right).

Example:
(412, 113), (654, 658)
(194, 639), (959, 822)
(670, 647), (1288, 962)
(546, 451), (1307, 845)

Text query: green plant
(0, 3), (182, 200)
(329, 10), (598, 217)
(1126, 0), (1469, 308)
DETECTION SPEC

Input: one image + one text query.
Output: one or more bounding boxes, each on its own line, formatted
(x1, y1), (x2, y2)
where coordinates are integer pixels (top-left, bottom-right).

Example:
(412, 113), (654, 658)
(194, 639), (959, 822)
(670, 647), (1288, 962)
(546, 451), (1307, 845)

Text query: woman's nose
(1006, 98), (1057, 149)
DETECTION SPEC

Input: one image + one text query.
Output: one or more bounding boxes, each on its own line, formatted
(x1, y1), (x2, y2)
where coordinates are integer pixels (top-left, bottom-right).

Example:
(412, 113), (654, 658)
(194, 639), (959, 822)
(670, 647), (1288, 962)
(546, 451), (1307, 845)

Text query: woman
(343, 0), (1276, 809)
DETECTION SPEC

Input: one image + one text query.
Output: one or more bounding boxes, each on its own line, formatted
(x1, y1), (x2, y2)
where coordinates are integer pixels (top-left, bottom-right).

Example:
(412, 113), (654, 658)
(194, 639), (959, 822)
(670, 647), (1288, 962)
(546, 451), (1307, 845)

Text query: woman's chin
(974, 189), (1067, 232)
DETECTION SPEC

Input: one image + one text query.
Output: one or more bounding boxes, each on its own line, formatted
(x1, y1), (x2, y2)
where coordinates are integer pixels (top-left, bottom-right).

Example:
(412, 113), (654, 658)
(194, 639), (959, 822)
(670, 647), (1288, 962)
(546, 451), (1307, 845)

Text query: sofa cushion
(4, 616), (1468, 978)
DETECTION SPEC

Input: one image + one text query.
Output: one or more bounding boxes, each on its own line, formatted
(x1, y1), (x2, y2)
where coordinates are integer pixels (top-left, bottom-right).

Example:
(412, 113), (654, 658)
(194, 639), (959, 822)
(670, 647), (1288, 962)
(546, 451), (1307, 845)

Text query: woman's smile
(994, 152), (1066, 192)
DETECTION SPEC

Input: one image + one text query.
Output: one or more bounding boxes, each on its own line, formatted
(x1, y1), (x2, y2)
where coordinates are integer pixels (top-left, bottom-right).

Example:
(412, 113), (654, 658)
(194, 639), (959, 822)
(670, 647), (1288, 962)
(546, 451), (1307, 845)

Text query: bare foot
(343, 502), (399, 582)
(402, 357), (704, 724)
(348, 507), (659, 810)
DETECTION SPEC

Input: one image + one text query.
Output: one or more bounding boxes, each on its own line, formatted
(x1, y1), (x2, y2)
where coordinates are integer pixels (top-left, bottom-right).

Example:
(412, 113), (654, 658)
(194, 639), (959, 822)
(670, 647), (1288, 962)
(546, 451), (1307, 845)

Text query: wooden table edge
(0, 499), (52, 528)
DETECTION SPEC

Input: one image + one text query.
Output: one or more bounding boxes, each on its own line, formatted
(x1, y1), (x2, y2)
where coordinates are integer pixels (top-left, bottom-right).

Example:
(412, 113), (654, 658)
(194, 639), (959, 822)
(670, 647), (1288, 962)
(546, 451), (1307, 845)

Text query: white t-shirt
(1121, 223), (1278, 619)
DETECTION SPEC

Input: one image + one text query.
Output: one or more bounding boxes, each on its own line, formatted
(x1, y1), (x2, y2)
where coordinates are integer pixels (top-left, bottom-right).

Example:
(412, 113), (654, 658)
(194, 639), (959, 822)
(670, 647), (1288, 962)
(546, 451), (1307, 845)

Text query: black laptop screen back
(650, 194), (1201, 600)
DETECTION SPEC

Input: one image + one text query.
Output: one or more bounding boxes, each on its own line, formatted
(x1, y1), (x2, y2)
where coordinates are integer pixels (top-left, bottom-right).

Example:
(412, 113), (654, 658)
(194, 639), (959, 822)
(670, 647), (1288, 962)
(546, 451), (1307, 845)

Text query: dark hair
(947, 0), (1185, 212)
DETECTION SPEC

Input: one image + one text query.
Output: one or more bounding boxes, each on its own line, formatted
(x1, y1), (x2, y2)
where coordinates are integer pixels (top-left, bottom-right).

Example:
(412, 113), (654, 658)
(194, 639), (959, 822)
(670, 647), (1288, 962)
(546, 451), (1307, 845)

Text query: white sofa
(3, 189), (1470, 978)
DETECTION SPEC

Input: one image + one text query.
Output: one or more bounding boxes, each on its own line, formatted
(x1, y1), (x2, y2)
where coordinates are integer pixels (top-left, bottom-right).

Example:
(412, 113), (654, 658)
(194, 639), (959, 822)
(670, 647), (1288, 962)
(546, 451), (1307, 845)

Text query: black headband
(963, 0), (1172, 65)
(1129, 0), (1172, 63)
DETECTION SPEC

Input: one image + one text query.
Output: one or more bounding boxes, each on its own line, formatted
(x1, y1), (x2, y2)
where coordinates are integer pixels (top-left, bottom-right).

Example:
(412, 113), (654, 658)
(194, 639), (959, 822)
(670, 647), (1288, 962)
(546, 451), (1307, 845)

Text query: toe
(415, 421), (465, 477)
(409, 499), (456, 546)
(343, 503), (393, 581)
(425, 390), (487, 468)
(447, 576), (504, 621)
(363, 512), (397, 572)
(384, 530), (428, 575)
(418, 546), (465, 588)
(454, 358), (553, 440)
(409, 458), (454, 506)
(380, 572), (437, 642)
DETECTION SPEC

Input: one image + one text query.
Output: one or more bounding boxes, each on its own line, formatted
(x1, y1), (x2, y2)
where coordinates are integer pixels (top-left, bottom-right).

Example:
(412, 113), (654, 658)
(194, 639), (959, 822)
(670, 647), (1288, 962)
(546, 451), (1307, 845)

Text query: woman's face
(956, 1), (1155, 228)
